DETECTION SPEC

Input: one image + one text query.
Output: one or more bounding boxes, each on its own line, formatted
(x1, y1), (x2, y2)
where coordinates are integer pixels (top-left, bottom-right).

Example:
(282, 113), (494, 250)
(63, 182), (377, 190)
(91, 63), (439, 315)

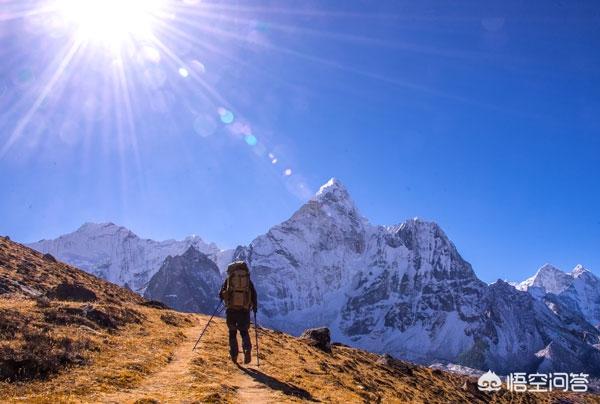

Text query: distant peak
(537, 263), (562, 274)
(397, 217), (442, 232)
(78, 222), (119, 231)
(183, 245), (200, 256)
(312, 177), (357, 210)
(489, 279), (515, 291)
(519, 263), (573, 295)
(571, 264), (590, 278)
(315, 178), (348, 197)
(75, 222), (135, 238)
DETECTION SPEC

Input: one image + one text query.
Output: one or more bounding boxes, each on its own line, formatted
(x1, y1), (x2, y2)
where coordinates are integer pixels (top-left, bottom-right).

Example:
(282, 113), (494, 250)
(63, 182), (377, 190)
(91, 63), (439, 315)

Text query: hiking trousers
(226, 308), (251, 356)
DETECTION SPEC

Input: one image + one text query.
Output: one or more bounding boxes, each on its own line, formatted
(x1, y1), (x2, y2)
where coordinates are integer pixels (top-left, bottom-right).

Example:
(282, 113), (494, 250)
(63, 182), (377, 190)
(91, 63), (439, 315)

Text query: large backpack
(224, 261), (251, 310)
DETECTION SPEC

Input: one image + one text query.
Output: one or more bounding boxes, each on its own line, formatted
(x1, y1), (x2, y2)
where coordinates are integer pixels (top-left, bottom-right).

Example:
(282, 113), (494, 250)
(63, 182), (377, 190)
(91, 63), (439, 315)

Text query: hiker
(219, 261), (258, 364)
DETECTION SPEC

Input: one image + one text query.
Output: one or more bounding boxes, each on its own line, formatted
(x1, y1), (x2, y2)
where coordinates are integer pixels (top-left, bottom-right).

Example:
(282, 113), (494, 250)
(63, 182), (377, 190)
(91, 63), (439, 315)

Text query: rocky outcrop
(42, 253), (57, 263)
(143, 246), (222, 314)
(299, 327), (331, 352)
(47, 282), (97, 302)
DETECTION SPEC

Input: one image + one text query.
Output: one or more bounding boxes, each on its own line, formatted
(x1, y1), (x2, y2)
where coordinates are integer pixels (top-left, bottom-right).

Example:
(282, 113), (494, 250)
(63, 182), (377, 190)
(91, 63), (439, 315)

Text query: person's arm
(218, 279), (227, 300)
(250, 280), (258, 312)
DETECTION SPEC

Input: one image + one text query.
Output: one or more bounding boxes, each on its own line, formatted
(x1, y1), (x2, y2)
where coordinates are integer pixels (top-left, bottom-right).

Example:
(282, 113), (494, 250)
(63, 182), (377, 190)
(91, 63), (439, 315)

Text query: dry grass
(1, 237), (598, 403)
(188, 319), (599, 404)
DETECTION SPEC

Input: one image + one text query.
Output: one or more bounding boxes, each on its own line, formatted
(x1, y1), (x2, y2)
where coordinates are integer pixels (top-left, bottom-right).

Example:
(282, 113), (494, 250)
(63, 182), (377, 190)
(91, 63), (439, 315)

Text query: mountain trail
(99, 325), (200, 403)
(98, 324), (280, 403)
(231, 366), (281, 404)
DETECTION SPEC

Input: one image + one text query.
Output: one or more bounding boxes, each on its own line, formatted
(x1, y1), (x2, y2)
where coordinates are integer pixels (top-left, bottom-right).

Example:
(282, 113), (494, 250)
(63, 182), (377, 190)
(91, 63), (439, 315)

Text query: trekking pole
(192, 300), (223, 351)
(254, 311), (260, 367)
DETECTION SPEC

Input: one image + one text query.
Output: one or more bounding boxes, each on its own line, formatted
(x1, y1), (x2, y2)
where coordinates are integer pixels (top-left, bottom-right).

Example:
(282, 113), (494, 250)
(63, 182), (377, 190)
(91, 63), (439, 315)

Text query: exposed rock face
(143, 246), (222, 313)
(28, 222), (222, 293)
(299, 327), (331, 352)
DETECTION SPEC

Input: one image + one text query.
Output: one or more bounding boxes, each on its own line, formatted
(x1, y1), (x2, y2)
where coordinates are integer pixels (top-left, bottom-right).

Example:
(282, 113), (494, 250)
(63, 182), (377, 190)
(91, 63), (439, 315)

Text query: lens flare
(193, 114), (218, 138)
(218, 107), (234, 124)
(56, 0), (164, 47)
(178, 67), (189, 77)
(190, 60), (206, 74)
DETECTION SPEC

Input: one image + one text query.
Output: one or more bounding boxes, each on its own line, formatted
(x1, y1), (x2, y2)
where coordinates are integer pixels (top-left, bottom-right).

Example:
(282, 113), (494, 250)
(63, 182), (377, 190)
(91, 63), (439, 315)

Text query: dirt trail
(232, 367), (281, 404)
(98, 324), (278, 403)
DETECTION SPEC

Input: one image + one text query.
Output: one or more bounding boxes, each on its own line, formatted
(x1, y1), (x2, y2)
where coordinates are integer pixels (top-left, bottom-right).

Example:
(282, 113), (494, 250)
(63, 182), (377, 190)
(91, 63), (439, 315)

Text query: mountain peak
(315, 177), (349, 198)
(309, 177), (360, 216)
(537, 263), (563, 276)
(518, 263), (573, 295)
(392, 217), (446, 239)
(183, 244), (199, 255)
(76, 222), (128, 234)
(571, 264), (590, 278)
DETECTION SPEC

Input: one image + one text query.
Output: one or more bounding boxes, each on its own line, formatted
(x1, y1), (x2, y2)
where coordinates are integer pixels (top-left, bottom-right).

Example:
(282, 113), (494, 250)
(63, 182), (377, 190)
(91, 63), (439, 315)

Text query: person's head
(227, 260), (249, 274)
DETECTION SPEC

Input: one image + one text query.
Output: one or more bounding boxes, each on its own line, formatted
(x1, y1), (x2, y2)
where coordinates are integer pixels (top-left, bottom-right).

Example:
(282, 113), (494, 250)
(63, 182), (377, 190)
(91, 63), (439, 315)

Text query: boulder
(140, 300), (170, 310)
(376, 353), (414, 376)
(42, 253), (57, 263)
(299, 327), (331, 352)
(48, 282), (97, 302)
(81, 306), (116, 329)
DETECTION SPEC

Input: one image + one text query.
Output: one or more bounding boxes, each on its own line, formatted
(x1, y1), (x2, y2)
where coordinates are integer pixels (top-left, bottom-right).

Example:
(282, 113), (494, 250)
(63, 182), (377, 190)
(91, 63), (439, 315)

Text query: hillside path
(99, 324), (278, 403)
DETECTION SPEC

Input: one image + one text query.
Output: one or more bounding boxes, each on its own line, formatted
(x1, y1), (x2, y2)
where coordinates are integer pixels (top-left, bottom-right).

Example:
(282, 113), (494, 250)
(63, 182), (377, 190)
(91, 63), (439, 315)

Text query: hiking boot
(244, 350), (252, 364)
(230, 352), (238, 363)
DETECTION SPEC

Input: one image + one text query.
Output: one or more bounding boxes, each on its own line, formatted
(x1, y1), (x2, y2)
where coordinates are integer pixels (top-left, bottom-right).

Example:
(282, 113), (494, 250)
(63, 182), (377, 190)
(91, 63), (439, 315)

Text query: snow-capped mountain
(517, 264), (574, 295)
(231, 178), (600, 375)
(518, 263), (600, 328)
(144, 246), (222, 313)
(25, 179), (600, 375)
(28, 222), (221, 293)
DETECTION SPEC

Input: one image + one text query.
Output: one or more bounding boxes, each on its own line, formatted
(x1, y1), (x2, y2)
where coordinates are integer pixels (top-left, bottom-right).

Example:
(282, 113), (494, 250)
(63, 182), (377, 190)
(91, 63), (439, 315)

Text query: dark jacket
(219, 279), (258, 312)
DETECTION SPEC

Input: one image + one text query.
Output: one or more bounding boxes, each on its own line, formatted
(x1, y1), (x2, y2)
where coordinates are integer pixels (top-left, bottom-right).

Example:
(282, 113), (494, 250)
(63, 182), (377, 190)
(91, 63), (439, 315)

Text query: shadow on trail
(236, 364), (318, 402)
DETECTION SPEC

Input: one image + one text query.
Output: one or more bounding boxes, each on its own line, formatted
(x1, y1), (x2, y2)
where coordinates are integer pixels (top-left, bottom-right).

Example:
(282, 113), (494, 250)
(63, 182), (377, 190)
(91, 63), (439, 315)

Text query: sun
(57, 0), (165, 46)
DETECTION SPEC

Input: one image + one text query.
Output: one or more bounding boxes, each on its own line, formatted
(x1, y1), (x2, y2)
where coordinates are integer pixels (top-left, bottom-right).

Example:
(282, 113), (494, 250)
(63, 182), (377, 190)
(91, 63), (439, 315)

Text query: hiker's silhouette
(219, 261), (258, 364)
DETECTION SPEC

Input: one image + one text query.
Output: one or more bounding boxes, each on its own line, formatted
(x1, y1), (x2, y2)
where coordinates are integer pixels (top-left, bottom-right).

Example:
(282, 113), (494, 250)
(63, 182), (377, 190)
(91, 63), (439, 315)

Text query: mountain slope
(5, 236), (594, 403)
(28, 222), (221, 293)
(143, 246), (222, 313)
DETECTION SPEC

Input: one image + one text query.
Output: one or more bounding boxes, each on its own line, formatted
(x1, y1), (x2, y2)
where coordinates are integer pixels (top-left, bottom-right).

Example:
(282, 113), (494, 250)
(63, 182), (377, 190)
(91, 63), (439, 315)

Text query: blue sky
(1, 0), (599, 283)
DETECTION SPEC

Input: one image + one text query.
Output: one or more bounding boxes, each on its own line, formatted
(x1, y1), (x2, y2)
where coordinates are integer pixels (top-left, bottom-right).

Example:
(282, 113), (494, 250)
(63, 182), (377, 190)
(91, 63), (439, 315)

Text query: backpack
(224, 261), (251, 310)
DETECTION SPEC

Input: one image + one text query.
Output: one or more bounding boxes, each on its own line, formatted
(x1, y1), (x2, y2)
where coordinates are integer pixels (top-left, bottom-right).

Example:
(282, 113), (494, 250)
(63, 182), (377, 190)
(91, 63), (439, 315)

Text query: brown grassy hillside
(0, 236), (597, 403)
